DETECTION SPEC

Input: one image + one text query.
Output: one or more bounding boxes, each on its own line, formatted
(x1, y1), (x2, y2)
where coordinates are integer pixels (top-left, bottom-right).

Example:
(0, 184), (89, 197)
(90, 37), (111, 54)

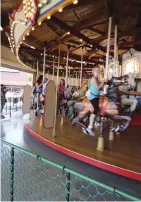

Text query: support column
(80, 47), (83, 87)
(105, 16), (112, 80)
(113, 24), (118, 77)
(53, 41), (61, 137)
(43, 43), (46, 81)
(36, 59), (39, 80)
(104, 16), (112, 94)
(75, 72), (77, 87)
(52, 57), (55, 80)
(65, 48), (69, 88)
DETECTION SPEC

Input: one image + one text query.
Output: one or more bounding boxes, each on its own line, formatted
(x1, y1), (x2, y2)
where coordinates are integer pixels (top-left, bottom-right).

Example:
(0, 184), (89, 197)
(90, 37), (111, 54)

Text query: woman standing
(58, 79), (65, 114)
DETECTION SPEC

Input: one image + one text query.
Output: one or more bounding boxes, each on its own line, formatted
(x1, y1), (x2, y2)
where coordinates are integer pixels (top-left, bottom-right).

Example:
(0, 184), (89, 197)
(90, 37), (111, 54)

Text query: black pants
(90, 98), (99, 114)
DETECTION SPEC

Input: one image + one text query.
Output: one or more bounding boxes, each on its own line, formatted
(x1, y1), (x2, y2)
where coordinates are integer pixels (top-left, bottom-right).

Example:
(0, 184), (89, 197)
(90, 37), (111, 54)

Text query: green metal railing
(1, 140), (140, 201)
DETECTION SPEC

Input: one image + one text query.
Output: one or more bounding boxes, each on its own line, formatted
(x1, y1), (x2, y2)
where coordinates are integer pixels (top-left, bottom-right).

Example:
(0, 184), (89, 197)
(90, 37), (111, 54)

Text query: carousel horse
(119, 74), (138, 115)
(67, 80), (88, 119)
(72, 76), (131, 135)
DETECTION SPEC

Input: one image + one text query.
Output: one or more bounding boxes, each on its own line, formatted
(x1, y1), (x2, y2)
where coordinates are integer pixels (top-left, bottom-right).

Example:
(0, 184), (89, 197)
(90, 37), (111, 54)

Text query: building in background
(1, 67), (33, 91)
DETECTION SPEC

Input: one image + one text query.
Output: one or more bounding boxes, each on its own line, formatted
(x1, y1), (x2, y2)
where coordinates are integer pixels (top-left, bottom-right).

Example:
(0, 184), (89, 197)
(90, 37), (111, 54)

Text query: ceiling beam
(50, 16), (105, 52)
(88, 27), (105, 35)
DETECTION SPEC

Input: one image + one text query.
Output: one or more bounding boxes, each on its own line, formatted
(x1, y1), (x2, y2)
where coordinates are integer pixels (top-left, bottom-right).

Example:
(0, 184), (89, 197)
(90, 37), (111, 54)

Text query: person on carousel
(86, 67), (106, 136)
(42, 78), (48, 98)
(118, 75), (138, 116)
(31, 83), (36, 108)
(35, 75), (43, 110)
(57, 79), (65, 114)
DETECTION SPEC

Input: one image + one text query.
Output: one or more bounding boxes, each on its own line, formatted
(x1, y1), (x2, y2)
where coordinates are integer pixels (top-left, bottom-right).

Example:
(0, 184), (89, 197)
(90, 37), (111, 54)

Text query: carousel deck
(25, 112), (141, 181)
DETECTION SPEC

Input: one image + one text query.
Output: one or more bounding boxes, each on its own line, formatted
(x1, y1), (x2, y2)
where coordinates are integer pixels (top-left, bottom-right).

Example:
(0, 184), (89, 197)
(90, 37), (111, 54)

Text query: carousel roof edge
(8, 0), (73, 71)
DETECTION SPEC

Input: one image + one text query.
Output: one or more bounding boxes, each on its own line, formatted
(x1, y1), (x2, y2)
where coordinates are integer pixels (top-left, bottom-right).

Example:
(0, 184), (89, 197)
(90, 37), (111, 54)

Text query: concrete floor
(1, 111), (141, 200)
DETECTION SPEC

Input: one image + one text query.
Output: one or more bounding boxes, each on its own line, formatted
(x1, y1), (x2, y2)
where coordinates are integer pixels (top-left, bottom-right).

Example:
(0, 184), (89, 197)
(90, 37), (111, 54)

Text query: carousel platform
(25, 111), (141, 182)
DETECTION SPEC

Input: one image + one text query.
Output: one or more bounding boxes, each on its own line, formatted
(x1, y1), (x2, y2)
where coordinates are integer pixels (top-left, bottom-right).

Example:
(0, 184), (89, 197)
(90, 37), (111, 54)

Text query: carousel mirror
(123, 58), (139, 76)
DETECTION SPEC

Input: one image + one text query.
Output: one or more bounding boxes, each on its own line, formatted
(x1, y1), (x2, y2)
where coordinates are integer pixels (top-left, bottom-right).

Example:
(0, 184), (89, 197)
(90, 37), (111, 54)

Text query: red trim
(25, 124), (141, 181)
(12, 1), (23, 20)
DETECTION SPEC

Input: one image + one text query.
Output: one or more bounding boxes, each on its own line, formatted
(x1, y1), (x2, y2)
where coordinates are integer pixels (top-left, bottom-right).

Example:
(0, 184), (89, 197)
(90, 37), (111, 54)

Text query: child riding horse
(72, 76), (131, 136)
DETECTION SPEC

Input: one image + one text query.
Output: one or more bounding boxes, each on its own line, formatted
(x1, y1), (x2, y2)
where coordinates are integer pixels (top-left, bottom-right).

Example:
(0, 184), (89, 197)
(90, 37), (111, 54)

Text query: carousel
(4, 0), (141, 182)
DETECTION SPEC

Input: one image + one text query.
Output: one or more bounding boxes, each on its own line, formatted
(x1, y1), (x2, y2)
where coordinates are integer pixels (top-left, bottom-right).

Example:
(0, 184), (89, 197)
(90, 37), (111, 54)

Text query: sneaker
(1, 115), (5, 119)
(87, 128), (95, 136)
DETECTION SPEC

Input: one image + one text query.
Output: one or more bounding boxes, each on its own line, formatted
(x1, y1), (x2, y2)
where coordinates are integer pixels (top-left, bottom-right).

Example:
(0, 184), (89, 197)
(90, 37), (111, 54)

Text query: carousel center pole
(80, 47), (83, 87)
(52, 41), (61, 137)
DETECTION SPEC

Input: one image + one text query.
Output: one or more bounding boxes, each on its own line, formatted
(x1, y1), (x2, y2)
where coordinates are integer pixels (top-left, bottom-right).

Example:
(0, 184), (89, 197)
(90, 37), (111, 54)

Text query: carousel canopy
(1, 0), (141, 77)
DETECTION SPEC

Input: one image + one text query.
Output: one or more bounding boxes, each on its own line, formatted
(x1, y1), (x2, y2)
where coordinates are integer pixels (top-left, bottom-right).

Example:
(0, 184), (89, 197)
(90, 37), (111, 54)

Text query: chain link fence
(1, 140), (140, 201)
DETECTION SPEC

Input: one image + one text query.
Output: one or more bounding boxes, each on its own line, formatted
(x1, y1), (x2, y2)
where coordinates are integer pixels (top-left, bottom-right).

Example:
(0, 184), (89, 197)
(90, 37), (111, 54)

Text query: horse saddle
(81, 96), (119, 116)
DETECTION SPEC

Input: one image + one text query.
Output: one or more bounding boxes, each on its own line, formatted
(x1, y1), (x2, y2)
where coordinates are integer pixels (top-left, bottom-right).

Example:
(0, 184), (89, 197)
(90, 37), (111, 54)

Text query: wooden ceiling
(1, 0), (141, 76)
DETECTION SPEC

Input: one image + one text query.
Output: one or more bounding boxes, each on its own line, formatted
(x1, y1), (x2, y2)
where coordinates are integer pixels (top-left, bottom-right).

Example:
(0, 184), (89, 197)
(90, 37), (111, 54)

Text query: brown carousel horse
(72, 76), (131, 136)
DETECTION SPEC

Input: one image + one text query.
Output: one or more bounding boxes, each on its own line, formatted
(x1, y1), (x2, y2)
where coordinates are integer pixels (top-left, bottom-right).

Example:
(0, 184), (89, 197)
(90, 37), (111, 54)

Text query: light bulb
(32, 27), (35, 31)
(67, 31), (70, 35)
(80, 38), (82, 42)
(73, 0), (78, 4)
(38, 3), (42, 7)
(47, 15), (51, 19)
(59, 8), (63, 12)
(38, 22), (42, 25)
